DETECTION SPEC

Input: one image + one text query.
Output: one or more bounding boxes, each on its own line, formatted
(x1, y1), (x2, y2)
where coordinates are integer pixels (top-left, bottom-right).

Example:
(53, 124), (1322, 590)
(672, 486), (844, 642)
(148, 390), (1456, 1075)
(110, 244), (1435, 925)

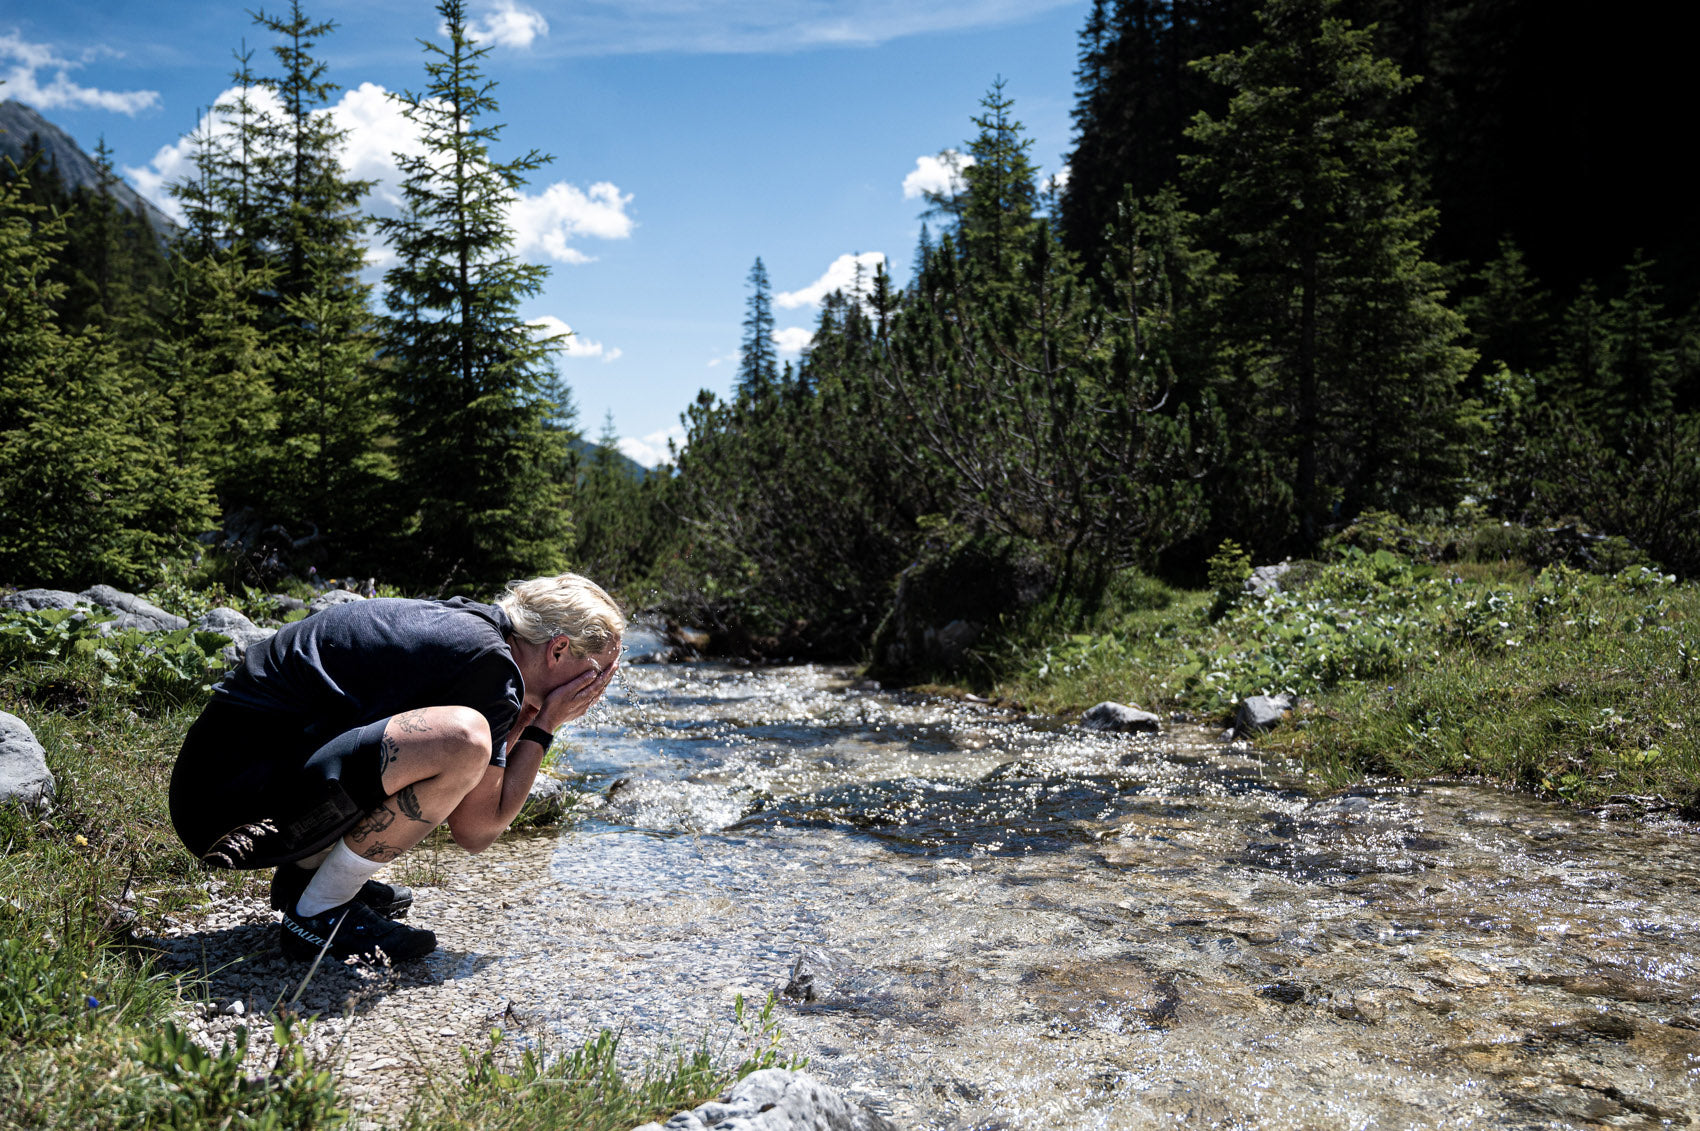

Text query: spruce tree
(378, 0), (573, 591)
(1185, 0), (1474, 549)
(737, 257), (779, 398)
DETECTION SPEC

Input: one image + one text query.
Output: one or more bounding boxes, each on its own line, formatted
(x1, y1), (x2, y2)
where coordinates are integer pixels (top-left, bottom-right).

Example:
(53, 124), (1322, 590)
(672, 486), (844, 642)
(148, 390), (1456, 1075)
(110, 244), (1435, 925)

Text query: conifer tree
(1185, 0), (1474, 548)
(0, 163), (212, 586)
(737, 257), (779, 398)
(378, 0), (573, 590)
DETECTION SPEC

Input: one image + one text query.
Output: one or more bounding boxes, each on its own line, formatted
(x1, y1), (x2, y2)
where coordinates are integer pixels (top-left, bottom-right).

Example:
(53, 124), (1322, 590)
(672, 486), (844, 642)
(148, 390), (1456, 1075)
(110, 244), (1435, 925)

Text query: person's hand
(537, 659), (616, 731)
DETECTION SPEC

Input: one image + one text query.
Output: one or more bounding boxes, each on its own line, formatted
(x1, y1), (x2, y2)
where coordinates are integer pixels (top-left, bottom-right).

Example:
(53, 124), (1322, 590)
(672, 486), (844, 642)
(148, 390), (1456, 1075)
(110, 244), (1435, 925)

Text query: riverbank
(971, 545), (1700, 814)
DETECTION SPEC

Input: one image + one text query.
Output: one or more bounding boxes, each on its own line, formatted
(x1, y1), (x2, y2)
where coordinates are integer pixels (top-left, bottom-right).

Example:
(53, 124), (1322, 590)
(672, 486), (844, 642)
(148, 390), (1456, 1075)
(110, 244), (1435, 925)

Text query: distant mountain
(0, 99), (178, 242)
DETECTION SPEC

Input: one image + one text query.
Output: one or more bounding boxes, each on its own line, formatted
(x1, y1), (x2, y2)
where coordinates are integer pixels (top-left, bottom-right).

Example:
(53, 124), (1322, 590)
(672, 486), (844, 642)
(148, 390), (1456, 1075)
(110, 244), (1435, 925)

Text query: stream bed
(512, 659), (1700, 1129)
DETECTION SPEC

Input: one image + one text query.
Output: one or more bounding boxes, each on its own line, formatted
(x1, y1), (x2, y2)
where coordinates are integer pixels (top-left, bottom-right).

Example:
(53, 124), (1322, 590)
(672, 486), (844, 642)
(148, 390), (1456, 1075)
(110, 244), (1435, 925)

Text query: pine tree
(955, 79), (1042, 279)
(737, 257), (779, 398)
(378, 0), (573, 590)
(1185, 0), (1475, 548)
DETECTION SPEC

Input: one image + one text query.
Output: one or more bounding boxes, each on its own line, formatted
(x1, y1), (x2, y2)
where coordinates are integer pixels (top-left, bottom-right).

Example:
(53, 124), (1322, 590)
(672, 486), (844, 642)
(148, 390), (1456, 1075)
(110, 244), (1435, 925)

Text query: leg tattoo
(395, 784), (434, 825)
(348, 806), (396, 843)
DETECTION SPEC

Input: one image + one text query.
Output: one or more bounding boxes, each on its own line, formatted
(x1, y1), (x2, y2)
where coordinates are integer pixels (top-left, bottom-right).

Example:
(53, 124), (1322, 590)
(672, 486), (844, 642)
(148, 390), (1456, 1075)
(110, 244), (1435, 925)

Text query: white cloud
(776, 251), (887, 309)
(125, 82), (633, 266)
(468, 0), (550, 49)
(706, 351), (740, 369)
(530, 315), (621, 362)
(902, 148), (972, 200)
(618, 425), (686, 469)
(772, 326), (813, 355)
(510, 181), (635, 264)
(0, 31), (159, 115)
(1043, 163), (1071, 194)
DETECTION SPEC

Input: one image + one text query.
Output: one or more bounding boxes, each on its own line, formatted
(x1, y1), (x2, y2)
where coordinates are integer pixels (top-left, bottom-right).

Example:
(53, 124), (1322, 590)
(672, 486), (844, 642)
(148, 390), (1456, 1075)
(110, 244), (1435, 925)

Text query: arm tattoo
(396, 784), (433, 824)
(348, 806), (396, 842)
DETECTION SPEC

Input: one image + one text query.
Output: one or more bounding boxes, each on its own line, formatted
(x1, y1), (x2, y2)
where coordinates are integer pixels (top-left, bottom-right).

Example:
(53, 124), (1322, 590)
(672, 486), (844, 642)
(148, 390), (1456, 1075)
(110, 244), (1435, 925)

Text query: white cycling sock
(294, 837), (386, 917)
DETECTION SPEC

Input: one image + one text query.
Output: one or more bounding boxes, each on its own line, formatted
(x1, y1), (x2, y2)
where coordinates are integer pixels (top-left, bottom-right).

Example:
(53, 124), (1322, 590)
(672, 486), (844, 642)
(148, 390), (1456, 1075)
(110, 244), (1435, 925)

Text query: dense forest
(2, 0), (1695, 672)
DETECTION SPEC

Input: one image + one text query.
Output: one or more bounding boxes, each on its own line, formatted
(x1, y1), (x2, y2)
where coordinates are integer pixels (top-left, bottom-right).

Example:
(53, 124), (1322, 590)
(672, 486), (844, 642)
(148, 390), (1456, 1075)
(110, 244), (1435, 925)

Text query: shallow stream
(515, 659), (1700, 1129)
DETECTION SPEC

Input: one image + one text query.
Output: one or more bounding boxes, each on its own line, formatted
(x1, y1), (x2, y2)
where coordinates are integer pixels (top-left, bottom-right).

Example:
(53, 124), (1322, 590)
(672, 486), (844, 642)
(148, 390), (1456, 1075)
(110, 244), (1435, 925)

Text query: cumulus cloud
(772, 326), (814, 355)
(0, 31), (159, 115)
(510, 181), (635, 264)
(902, 148), (972, 200)
(775, 251), (888, 309)
(618, 425), (686, 469)
(468, 0), (550, 49)
(125, 82), (633, 266)
(1043, 163), (1071, 194)
(529, 315), (622, 362)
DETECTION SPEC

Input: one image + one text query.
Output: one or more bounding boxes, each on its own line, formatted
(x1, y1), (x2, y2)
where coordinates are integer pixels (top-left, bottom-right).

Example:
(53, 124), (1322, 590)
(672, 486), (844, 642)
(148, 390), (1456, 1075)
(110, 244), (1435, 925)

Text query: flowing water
(510, 657), (1699, 1129)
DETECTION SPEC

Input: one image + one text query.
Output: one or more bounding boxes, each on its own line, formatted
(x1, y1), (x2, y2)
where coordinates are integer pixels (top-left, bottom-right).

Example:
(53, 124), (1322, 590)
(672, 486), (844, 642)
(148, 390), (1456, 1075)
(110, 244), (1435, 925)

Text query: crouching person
(169, 574), (623, 963)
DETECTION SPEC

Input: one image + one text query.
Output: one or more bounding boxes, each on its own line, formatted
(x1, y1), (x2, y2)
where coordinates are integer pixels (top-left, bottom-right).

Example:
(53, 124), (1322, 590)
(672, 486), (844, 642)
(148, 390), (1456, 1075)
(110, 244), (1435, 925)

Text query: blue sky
(4, 1), (1088, 464)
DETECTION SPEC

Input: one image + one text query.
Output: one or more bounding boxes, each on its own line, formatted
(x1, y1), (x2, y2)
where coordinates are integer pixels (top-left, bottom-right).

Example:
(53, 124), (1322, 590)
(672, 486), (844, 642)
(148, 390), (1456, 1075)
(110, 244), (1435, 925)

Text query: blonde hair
(497, 573), (626, 656)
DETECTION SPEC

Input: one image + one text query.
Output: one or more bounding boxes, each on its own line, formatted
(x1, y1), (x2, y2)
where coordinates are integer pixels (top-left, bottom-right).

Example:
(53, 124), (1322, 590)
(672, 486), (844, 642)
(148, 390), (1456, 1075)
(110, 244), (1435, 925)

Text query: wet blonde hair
(497, 573), (626, 657)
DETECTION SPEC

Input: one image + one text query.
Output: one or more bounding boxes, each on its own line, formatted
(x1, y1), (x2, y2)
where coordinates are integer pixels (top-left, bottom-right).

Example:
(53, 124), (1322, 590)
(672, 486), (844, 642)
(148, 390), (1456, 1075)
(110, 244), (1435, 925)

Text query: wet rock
(1081, 702), (1161, 734)
(0, 588), (86, 612)
(194, 607), (276, 665)
(80, 585), (188, 632)
(307, 589), (365, 614)
(632, 1068), (897, 1131)
(0, 712), (55, 811)
(522, 774), (575, 824)
(1233, 694), (1293, 734)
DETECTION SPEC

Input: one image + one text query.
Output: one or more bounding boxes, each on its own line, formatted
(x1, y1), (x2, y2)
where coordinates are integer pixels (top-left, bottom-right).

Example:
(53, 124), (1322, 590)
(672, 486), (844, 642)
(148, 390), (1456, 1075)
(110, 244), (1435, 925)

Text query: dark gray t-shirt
(215, 597), (524, 767)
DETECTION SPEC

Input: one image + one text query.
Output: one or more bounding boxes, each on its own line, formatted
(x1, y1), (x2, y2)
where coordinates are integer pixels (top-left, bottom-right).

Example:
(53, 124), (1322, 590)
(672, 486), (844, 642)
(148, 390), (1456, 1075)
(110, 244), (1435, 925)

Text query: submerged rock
(79, 585), (188, 632)
(632, 1068), (896, 1131)
(0, 712), (54, 811)
(1234, 693), (1294, 734)
(1081, 701), (1162, 733)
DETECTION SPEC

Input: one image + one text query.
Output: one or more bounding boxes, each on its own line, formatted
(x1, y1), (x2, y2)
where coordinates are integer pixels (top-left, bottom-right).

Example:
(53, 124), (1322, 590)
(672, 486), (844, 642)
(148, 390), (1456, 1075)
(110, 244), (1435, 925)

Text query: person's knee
(438, 705), (491, 755)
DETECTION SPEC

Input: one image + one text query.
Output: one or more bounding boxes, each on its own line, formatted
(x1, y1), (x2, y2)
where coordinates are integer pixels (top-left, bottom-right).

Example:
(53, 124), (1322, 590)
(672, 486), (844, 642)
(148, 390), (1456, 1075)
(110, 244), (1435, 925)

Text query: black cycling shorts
(169, 698), (392, 870)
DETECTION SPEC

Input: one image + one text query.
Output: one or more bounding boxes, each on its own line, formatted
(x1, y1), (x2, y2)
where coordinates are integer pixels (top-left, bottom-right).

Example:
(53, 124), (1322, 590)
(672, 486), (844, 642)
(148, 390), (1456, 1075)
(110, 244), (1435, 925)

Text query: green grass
(404, 995), (799, 1131)
(984, 550), (1700, 808)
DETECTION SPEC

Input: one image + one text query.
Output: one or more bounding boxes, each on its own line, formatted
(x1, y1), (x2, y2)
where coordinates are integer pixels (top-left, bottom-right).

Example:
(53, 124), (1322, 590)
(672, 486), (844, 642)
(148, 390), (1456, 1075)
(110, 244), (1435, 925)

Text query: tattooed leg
(335, 706), (493, 864)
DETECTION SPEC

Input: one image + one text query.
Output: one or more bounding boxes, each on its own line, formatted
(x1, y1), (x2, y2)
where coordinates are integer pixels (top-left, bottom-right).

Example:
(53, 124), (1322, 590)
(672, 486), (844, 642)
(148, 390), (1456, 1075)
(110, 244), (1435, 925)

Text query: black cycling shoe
(270, 865), (413, 919)
(279, 898), (438, 963)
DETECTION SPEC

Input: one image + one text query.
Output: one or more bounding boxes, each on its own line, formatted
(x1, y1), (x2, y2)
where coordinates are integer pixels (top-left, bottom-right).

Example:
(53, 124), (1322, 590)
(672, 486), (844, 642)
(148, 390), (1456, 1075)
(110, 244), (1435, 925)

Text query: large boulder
(194, 607), (276, 665)
(0, 712), (54, 811)
(79, 585), (188, 632)
(1234, 693), (1294, 735)
(0, 589), (87, 613)
(632, 1069), (896, 1131)
(1081, 701), (1161, 733)
(1246, 561), (1293, 598)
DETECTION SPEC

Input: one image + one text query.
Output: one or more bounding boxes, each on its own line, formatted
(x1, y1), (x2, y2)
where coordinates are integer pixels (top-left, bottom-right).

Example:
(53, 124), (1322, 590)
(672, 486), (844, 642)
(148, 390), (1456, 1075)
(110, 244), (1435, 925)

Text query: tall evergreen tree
(1185, 0), (1474, 549)
(378, 0), (573, 591)
(737, 257), (779, 398)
